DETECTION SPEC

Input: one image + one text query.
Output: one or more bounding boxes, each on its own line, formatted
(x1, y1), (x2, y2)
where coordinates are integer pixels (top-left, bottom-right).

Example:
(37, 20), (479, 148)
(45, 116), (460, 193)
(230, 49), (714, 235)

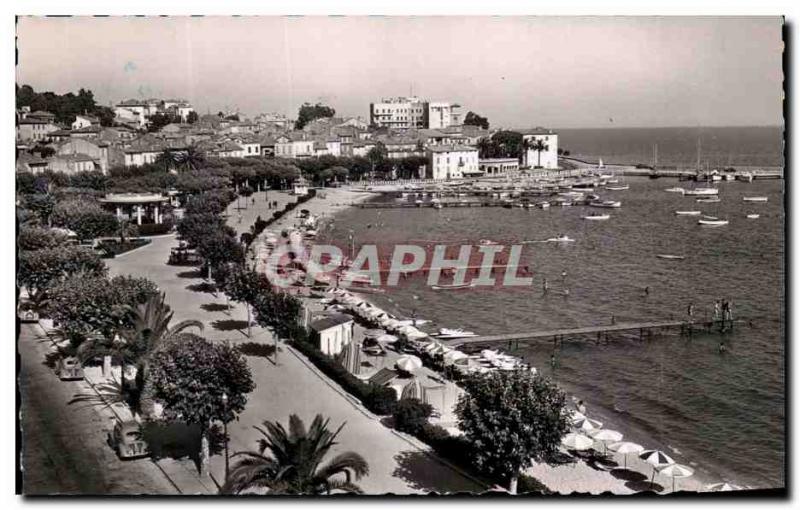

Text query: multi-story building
(369, 97), (427, 130)
(426, 145), (479, 180)
(71, 114), (100, 130)
(370, 96), (462, 130)
(479, 158), (520, 176)
(274, 132), (315, 159)
(519, 128), (559, 169)
(16, 117), (59, 143)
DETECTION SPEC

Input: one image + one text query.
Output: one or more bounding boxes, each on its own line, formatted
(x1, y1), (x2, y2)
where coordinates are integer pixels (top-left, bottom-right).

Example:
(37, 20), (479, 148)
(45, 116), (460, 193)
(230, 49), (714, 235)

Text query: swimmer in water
(719, 342), (726, 354)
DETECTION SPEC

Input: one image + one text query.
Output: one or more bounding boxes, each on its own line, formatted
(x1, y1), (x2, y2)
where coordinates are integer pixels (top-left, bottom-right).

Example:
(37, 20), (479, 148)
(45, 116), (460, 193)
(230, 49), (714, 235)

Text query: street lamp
(221, 392), (229, 481)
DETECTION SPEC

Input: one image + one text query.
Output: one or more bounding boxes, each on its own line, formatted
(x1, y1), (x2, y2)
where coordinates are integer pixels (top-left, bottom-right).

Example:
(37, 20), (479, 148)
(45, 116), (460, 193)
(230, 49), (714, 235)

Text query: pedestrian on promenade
(687, 302), (694, 317)
(722, 300), (730, 322)
(550, 353), (557, 368)
(237, 213), (242, 224)
(714, 300), (721, 320)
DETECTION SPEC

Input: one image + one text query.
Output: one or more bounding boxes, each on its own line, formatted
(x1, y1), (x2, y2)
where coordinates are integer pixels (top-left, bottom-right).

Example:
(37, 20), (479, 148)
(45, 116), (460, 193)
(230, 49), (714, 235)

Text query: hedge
(96, 238), (151, 258)
(290, 334), (397, 416)
(137, 221), (174, 236)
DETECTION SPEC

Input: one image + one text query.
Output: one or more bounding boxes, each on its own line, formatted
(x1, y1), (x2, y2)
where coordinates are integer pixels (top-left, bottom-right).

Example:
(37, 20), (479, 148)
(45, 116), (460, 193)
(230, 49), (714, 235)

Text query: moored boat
(675, 210), (701, 216)
(547, 235), (575, 243)
(582, 214), (610, 221)
(435, 328), (478, 339)
(696, 197), (721, 203)
(684, 187), (719, 196)
(746, 214), (760, 219)
(656, 254), (685, 260)
(589, 200), (622, 208)
(665, 187), (685, 194)
(743, 196), (768, 202)
(606, 185), (630, 191)
(698, 219), (729, 227)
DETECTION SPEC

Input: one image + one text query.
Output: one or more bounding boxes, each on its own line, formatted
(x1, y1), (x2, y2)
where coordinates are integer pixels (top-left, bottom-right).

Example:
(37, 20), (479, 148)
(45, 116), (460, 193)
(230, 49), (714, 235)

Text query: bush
(517, 474), (551, 494)
(96, 238), (150, 258)
(137, 220), (174, 236)
(364, 385), (398, 415)
(393, 398), (433, 435)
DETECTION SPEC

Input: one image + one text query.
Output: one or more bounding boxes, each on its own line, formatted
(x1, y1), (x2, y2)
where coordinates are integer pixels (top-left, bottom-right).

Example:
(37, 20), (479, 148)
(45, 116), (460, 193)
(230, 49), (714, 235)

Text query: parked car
(56, 356), (84, 381)
(107, 419), (149, 460)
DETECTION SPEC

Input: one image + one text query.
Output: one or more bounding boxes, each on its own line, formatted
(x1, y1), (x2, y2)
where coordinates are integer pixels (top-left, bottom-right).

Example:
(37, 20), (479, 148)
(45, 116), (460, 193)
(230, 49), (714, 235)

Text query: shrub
(393, 398), (433, 435)
(96, 238), (150, 258)
(137, 222), (174, 236)
(364, 385), (398, 415)
(517, 474), (551, 495)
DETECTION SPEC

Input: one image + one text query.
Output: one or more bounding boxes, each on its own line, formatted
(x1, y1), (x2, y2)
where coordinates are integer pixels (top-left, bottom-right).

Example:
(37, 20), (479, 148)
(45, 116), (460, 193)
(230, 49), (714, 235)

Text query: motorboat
(606, 185), (629, 191)
(702, 215), (718, 220)
(432, 202), (443, 209)
(675, 210), (701, 216)
(743, 196), (768, 202)
(547, 235), (575, 243)
(589, 200), (622, 208)
(665, 187), (686, 194)
(582, 214), (610, 221)
(435, 328), (478, 339)
(698, 219), (729, 227)
(684, 187), (719, 196)
(606, 179), (619, 184)
(656, 254), (685, 260)
(746, 214), (760, 219)
(538, 201), (551, 209)
(737, 173), (754, 183)
(696, 197), (721, 203)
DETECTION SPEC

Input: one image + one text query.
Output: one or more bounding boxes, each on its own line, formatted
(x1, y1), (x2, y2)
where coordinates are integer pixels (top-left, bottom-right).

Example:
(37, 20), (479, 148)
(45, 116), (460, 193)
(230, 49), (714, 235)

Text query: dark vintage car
(56, 356), (84, 381)
(107, 419), (149, 460)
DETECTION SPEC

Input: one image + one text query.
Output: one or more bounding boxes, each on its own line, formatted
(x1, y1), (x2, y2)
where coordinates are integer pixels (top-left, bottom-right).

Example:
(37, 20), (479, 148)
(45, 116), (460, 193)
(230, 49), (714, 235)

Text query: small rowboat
(696, 197), (721, 203)
(431, 282), (476, 291)
(698, 219), (729, 227)
(675, 210), (701, 216)
(743, 196), (768, 202)
(665, 187), (685, 194)
(582, 214), (610, 221)
(746, 214), (760, 219)
(657, 254), (685, 260)
(702, 215), (718, 220)
(589, 200), (622, 208)
(605, 185), (629, 191)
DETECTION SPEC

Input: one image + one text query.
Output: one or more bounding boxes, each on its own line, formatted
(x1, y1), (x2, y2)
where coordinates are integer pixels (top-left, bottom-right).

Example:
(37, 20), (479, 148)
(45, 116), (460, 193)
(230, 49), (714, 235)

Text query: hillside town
(16, 92), (559, 180)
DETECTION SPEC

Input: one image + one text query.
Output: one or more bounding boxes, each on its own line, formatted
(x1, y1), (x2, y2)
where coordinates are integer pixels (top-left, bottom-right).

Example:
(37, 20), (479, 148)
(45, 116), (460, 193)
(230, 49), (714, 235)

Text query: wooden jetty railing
(445, 318), (743, 348)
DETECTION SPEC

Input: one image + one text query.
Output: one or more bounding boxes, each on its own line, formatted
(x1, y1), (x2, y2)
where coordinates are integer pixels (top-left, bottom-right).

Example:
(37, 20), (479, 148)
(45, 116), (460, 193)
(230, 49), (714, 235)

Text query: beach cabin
(309, 313), (354, 356)
(292, 176), (309, 196)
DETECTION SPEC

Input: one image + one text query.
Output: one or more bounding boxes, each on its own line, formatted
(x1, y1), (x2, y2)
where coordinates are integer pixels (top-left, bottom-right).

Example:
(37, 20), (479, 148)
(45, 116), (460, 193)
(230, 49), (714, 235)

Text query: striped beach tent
(340, 340), (362, 376)
(401, 378), (427, 402)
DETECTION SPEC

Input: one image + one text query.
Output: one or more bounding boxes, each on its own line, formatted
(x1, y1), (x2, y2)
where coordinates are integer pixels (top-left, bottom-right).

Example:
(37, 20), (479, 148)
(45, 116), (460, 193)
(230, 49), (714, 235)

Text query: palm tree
(175, 145), (207, 172)
(155, 149), (177, 172)
(124, 292), (204, 389)
(531, 139), (549, 168)
(221, 414), (369, 495)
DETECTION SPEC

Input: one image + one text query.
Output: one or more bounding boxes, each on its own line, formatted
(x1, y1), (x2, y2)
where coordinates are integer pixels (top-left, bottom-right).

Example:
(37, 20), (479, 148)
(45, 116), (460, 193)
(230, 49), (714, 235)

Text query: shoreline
(307, 184), (756, 495)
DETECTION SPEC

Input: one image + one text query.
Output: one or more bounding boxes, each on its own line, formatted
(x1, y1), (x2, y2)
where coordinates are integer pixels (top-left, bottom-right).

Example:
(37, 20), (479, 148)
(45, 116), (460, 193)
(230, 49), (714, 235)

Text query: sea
(318, 126), (786, 489)
(557, 126), (784, 169)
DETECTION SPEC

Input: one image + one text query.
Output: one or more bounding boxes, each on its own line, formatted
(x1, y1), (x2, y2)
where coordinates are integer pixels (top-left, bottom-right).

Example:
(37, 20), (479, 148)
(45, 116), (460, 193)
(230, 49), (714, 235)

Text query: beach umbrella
(608, 441), (643, 468)
(589, 429), (623, 454)
(561, 433), (594, 451)
(659, 463), (694, 492)
(406, 330), (429, 340)
(568, 409), (586, 422)
(398, 325), (419, 336)
(400, 378), (426, 401)
(377, 334), (399, 344)
(364, 329), (385, 339)
(640, 449), (676, 486)
(639, 449), (675, 468)
(395, 355), (423, 373)
(572, 417), (603, 432)
(705, 482), (742, 492)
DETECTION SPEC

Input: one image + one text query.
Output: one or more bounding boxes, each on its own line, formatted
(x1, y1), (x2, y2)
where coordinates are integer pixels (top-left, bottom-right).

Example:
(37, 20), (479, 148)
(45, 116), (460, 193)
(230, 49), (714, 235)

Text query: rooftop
(427, 144), (478, 153)
(309, 313), (353, 332)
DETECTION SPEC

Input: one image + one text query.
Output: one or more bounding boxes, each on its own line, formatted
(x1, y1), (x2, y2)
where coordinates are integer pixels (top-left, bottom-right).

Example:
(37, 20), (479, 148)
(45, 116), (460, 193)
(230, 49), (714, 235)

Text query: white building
(426, 145), (479, 180)
(520, 129), (559, 169)
(71, 114), (100, 130)
(16, 118), (59, 142)
(274, 133), (315, 158)
(427, 102), (461, 130)
(309, 313), (354, 356)
(370, 97), (427, 130)
(479, 158), (520, 176)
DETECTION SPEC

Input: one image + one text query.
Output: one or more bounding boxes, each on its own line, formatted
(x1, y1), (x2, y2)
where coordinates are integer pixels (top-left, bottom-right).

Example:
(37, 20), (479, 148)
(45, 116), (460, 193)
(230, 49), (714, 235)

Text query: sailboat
(684, 138), (719, 196)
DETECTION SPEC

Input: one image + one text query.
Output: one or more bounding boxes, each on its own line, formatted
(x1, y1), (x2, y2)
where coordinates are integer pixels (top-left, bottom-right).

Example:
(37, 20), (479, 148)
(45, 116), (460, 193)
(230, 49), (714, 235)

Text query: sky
(16, 16), (784, 128)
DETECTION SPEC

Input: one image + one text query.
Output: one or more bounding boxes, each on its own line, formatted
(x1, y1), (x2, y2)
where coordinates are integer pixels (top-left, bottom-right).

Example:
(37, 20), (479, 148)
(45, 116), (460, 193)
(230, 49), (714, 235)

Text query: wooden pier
(445, 318), (742, 349)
